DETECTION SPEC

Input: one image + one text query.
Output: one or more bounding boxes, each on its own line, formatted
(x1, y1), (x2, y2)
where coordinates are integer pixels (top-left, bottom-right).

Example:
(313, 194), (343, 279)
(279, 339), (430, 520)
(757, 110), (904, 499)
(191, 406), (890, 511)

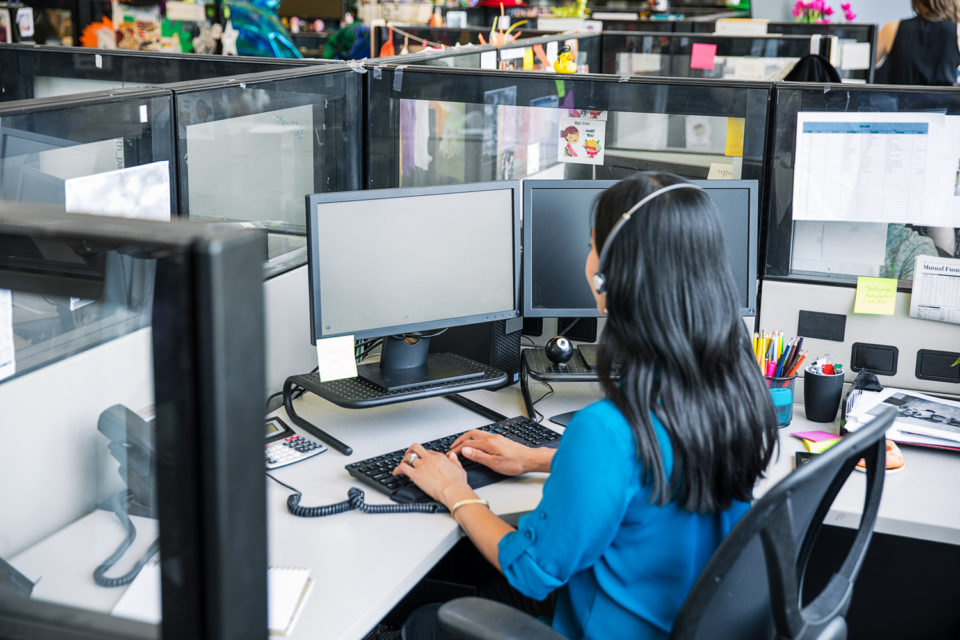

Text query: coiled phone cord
(93, 491), (160, 587)
(267, 474), (448, 516)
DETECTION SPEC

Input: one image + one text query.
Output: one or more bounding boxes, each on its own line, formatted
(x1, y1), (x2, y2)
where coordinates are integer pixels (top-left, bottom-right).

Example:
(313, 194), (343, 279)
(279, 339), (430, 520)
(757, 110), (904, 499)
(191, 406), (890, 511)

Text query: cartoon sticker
(558, 114), (605, 165)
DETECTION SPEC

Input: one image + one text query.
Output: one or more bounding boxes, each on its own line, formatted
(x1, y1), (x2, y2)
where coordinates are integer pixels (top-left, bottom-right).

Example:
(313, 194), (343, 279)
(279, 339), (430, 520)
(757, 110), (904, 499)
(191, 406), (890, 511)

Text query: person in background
(394, 172), (779, 639)
(875, 0), (960, 86)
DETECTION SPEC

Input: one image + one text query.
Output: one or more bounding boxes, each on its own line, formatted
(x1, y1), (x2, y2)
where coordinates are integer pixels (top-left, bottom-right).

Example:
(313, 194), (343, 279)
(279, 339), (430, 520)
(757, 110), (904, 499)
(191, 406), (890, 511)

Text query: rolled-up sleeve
(498, 401), (641, 600)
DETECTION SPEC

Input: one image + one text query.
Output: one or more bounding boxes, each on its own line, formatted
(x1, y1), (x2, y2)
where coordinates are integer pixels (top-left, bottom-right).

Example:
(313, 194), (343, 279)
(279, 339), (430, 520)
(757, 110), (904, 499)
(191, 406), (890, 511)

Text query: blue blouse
(498, 399), (749, 639)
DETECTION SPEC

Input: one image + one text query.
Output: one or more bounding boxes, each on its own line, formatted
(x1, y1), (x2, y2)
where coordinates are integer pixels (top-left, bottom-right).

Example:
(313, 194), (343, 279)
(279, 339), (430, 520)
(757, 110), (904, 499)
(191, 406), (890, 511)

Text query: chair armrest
(437, 597), (565, 640)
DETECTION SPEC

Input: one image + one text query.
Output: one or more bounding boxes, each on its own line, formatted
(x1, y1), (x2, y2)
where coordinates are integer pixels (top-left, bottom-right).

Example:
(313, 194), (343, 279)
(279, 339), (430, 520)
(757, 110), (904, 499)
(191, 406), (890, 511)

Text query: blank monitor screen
(523, 179), (759, 317)
(307, 183), (520, 341)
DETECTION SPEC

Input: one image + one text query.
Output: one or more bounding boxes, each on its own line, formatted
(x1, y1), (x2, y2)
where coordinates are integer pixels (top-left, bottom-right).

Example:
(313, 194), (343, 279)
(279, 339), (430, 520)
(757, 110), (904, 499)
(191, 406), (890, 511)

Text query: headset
(592, 182), (704, 295)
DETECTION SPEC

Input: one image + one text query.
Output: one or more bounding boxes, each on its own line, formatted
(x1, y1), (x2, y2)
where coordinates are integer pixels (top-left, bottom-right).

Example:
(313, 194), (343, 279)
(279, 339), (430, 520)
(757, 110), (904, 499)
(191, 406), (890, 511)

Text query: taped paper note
(316, 335), (358, 382)
(724, 118), (744, 157)
(909, 256), (960, 325)
(558, 115), (605, 165)
(853, 276), (897, 315)
(707, 163), (734, 179)
(0, 289), (14, 382)
(792, 112), (946, 225)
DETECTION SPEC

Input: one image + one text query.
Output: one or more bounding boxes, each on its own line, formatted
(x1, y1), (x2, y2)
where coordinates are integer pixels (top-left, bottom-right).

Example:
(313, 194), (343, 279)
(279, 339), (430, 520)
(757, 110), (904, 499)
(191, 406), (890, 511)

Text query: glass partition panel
(684, 22), (876, 82)
(765, 82), (960, 289)
(0, 87), (176, 214)
(601, 31), (814, 80)
(171, 65), (361, 273)
(367, 66), (771, 197)
(498, 32), (602, 74)
(0, 44), (328, 101)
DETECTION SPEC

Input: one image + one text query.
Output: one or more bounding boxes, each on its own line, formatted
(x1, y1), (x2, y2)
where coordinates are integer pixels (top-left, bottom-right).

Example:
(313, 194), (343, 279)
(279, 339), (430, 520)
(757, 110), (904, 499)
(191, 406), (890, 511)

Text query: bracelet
(449, 498), (490, 518)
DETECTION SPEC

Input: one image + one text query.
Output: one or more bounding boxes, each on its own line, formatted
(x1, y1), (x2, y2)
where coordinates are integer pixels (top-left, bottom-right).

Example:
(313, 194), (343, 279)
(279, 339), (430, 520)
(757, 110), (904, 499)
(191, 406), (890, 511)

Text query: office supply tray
(289, 353), (508, 409)
(523, 347), (598, 382)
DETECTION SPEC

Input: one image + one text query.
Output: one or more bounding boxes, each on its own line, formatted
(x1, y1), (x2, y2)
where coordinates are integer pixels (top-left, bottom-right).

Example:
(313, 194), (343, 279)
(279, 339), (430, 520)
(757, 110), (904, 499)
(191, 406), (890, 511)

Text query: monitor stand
(358, 334), (484, 392)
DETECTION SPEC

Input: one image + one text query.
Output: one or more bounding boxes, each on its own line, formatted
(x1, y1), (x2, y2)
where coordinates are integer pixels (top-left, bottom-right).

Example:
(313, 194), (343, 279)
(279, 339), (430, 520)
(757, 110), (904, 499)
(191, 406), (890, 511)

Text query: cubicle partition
(0, 86), (177, 214)
(600, 31), (816, 80)
(0, 205), (267, 639)
(760, 81), (960, 395)
(0, 43), (330, 102)
(365, 65), (772, 198)
(167, 65), (362, 274)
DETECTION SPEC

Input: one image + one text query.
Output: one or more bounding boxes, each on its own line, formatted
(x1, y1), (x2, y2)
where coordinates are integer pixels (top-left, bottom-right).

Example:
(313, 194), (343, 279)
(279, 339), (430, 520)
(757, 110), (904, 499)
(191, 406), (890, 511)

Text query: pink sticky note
(690, 43), (717, 70)
(791, 430), (841, 442)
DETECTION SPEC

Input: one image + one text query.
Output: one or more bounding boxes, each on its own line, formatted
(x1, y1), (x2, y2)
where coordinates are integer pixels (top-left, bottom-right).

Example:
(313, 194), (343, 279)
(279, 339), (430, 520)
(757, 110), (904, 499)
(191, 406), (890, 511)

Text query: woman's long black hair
(593, 172), (778, 513)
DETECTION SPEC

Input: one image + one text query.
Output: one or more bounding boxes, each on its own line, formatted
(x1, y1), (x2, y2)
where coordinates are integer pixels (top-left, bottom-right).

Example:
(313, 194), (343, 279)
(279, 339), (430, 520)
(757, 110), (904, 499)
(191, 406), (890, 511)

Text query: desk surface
(11, 380), (960, 639)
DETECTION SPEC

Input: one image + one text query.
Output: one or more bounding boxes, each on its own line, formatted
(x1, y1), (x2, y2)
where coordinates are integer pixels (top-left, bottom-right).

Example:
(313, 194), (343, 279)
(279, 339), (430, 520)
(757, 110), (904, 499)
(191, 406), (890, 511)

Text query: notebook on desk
(112, 563), (313, 635)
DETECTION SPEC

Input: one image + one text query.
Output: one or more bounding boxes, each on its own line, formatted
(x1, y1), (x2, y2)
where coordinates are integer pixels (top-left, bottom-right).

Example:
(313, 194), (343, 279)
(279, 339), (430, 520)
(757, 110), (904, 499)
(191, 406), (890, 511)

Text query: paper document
(845, 387), (960, 449)
(791, 221), (886, 277)
(112, 564), (313, 635)
(792, 112), (947, 226)
(909, 256), (960, 325)
(65, 161), (171, 221)
(316, 335), (358, 382)
(0, 289), (15, 382)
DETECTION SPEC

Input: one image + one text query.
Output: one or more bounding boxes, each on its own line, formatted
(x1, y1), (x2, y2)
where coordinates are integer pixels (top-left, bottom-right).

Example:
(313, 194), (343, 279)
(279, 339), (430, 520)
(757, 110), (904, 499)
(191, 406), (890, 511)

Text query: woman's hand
(449, 430), (551, 476)
(392, 443), (475, 508)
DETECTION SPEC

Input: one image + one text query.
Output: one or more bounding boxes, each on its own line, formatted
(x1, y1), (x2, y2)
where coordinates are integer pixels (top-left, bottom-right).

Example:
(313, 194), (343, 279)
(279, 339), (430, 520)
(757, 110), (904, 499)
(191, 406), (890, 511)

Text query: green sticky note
(853, 276), (897, 315)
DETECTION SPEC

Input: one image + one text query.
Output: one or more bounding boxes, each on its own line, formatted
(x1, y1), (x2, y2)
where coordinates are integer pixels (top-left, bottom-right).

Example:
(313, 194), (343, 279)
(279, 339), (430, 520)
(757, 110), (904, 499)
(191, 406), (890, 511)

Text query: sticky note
(690, 43), (717, 70)
(316, 335), (358, 382)
(523, 47), (534, 70)
(707, 163), (734, 179)
(803, 437), (842, 454)
(792, 430), (840, 442)
(854, 276), (898, 315)
(724, 117), (745, 157)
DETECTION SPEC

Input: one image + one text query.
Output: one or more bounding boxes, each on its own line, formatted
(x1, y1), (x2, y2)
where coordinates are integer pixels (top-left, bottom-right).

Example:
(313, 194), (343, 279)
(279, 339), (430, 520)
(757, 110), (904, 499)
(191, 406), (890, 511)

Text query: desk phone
(265, 416), (326, 469)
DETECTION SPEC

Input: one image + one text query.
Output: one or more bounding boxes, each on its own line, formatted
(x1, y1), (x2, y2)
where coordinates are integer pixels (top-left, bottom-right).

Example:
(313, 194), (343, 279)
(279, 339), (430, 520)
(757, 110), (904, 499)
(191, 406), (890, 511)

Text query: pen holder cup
(803, 368), (845, 423)
(764, 375), (796, 428)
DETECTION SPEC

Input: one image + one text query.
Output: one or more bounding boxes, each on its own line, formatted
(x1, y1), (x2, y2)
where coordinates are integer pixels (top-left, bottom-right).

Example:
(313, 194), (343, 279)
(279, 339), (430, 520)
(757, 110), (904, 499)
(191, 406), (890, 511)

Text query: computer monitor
(306, 182), (521, 391)
(522, 179), (759, 318)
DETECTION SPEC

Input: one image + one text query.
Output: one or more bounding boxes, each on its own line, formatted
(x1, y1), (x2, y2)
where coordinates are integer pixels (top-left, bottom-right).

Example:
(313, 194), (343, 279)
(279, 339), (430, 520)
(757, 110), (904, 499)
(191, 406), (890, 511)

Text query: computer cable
(93, 491), (160, 588)
(527, 379), (555, 424)
(267, 473), (449, 517)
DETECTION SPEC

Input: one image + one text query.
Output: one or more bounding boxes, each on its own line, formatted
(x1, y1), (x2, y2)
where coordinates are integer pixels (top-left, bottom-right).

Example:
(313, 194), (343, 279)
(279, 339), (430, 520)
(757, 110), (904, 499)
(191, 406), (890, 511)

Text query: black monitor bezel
(522, 179), (759, 318)
(305, 181), (522, 342)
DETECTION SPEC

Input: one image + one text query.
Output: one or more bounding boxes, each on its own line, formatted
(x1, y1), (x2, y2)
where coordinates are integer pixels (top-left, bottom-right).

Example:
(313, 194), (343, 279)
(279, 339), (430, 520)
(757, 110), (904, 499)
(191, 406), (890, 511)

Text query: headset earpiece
(592, 182), (703, 295)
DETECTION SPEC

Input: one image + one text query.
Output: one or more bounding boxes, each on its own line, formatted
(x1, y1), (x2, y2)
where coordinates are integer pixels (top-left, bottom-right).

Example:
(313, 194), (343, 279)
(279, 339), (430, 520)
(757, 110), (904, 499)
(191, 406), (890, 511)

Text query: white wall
(751, 0), (911, 27)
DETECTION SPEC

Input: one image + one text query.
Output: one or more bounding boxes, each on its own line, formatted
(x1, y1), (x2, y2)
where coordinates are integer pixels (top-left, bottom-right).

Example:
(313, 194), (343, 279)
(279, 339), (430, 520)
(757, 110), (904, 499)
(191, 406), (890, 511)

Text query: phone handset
(94, 404), (160, 587)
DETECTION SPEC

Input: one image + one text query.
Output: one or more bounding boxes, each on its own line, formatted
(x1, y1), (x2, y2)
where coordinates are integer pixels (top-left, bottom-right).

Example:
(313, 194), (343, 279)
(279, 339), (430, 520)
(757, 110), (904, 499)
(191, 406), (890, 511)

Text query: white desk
(10, 381), (960, 639)
(265, 382), (602, 640)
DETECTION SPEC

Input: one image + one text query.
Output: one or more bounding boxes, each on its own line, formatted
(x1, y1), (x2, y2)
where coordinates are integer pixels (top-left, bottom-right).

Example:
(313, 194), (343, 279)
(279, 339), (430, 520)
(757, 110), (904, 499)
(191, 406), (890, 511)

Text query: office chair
(436, 406), (896, 640)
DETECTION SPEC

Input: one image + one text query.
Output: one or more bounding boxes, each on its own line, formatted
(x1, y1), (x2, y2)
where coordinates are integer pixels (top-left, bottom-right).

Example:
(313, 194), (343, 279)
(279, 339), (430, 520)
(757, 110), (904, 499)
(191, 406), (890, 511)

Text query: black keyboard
(345, 416), (563, 503)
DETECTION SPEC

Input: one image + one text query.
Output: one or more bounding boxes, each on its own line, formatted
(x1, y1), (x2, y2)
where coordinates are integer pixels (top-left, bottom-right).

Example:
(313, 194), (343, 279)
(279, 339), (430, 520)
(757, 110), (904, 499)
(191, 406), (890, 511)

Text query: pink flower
(844, 9), (856, 20)
(824, 6), (834, 15)
(792, 6), (802, 17)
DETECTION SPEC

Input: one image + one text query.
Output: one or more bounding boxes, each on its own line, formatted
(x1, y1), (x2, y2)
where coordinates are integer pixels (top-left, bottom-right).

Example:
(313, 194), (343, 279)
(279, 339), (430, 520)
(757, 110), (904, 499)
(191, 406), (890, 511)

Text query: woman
(394, 172), (779, 639)
(875, 0), (960, 86)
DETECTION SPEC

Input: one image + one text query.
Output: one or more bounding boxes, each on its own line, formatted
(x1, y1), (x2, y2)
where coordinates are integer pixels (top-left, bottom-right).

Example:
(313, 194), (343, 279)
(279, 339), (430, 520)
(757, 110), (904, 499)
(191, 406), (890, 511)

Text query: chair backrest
(670, 406), (896, 640)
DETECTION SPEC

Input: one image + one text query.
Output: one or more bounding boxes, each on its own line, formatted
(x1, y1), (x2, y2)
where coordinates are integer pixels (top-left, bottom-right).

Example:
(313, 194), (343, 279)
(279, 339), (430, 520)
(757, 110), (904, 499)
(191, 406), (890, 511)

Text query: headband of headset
(592, 182), (703, 295)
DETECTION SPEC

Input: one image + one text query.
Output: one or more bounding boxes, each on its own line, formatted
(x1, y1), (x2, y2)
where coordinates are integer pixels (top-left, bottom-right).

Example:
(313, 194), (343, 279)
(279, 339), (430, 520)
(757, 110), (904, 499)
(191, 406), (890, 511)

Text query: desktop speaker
(429, 319), (522, 387)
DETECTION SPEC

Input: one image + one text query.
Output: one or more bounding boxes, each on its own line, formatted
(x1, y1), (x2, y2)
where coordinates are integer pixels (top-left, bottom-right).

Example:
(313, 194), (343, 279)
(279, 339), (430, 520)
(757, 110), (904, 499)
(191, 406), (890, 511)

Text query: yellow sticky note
(316, 335), (358, 382)
(523, 47), (534, 70)
(724, 117), (745, 157)
(803, 437), (842, 454)
(854, 276), (898, 315)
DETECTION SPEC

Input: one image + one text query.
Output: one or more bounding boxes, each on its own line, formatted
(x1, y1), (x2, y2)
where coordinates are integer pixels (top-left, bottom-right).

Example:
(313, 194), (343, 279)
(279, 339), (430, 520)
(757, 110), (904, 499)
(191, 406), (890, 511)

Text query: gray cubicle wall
(0, 86), (177, 214)
(760, 82), (960, 397)
(365, 65), (772, 198)
(0, 43), (333, 102)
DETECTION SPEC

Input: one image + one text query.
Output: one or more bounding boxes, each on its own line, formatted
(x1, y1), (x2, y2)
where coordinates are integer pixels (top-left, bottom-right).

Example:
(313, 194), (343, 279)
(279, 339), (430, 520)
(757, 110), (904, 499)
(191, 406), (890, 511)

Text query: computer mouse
(545, 335), (574, 365)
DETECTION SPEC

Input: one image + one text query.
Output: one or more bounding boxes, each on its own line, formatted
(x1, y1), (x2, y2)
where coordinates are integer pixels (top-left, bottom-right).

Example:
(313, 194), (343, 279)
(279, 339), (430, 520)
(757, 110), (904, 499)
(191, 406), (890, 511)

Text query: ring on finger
(409, 452), (419, 465)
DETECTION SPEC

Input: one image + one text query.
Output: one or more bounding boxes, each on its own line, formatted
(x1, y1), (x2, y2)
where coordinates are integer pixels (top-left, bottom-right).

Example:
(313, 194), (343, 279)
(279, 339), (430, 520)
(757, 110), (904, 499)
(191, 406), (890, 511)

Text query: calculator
(265, 416), (327, 469)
